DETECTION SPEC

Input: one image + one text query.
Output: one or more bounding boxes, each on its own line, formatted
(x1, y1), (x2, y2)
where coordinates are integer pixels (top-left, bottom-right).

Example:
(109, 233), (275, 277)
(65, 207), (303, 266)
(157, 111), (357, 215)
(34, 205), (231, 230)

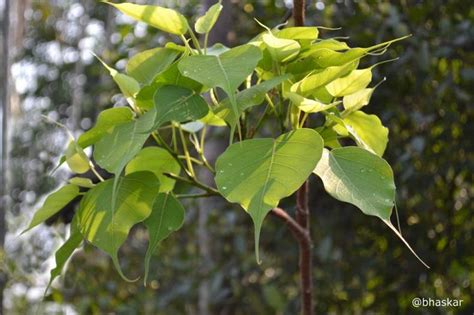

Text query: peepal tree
(23, 1), (428, 314)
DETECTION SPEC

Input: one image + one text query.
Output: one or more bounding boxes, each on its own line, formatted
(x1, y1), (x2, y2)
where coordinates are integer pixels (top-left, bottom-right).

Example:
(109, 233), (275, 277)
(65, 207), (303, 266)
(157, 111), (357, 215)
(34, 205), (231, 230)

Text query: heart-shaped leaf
(76, 171), (159, 280)
(314, 147), (429, 267)
(314, 147), (395, 220)
(325, 68), (372, 97)
(143, 193), (184, 284)
(178, 44), (262, 139)
(215, 128), (323, 262)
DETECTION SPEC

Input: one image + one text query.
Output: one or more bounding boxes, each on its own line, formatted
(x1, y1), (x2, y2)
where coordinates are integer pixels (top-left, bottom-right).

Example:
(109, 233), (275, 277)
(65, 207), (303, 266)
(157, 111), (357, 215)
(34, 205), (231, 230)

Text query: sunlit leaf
(77, 107), (134, 148)
(343, 88), (374, 112)
(195, 0), (223, 34)
(105, 2), (189, 35)
(94, 54), (140, 106)
(178, 44), (262, 139)
(262, 33), (300, 63)
(76, 172), (159, 281)
(127, 47), (179, 85)
(291, 61), (358, 95)
(325, 68), (372, 97)
(309, 39), (350, 51)
(215, 129), (323, 262)
(276, 26), (318, 42)
(143, 193), (184, 284)
(22, 184), (80, 233)
(287, 92), (340, 113)
(65, 141), (90, 174)
(125, 147), (180, 193)
(335, 111), (388, 156)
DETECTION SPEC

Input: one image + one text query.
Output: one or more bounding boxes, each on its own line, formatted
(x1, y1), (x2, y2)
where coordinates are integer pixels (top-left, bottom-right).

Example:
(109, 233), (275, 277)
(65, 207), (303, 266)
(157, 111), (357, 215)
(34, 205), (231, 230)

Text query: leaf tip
(383, 219), (430, 269)
(113, 256), (140, 283)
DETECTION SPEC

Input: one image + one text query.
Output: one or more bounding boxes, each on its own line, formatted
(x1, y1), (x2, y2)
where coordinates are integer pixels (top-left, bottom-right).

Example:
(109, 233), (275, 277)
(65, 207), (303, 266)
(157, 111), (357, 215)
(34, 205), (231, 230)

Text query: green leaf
(143, 193), (184, 284)
(206, 43), (229, 56)
(45, 229), (83, 293)
(276, 27), (318, 41)
(126, 47), (179, 85)
(77, 107), (134, 148)
(69, 177), (96, 188)
(314, 147), (429, 268)
(94, 54), (140, 106)
(154, 61), (203, 92)
(316, 127), (341, 149)
(301, 48), (367, 68)
(104, 2), (189, 35)
(93, 110), (155, 176)
(125, 147), (180, 193)
(178, 44), (262, 139)
(262, 33), (300, 63)
(215, 128), (323, 262)
(309, 39), (350, 51)
(215, 76), (288, 127)
(287, 92), (340, 113)
(22, 184), (80, 233)
(65, 141), (90, 174)
(336, 111), (389, 156)
(343, 88), (374, 112)
(325, 68), (372, 97)
(76, 171), (159, 280)
(199, 110), (227, 126)
(149, 85), (209, 131)
(195, 1), (223, 34)
(291, 61), (358, 96)
(313, 147), (395, 220)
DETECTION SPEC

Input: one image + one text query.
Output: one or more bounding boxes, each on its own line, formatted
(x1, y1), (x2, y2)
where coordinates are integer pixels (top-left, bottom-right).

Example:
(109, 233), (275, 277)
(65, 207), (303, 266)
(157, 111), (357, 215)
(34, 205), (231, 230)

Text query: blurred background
(0, 0), (472, 314)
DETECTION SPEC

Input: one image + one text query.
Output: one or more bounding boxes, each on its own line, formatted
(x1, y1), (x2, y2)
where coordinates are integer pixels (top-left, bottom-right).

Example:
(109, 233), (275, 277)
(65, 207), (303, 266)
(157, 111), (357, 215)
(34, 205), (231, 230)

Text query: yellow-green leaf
(65, 141), (90, 174)
(105, 2), (189, 35)
(76, 172), (159, 281)
(125, 147), (180, 193)
(326, 68), (372, 97)
(195, 1), (223, 34)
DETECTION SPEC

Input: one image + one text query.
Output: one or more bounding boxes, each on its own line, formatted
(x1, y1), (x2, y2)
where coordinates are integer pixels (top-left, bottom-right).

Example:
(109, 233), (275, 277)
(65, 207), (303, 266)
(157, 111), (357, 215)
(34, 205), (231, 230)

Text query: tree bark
(293, 0), (313, 313)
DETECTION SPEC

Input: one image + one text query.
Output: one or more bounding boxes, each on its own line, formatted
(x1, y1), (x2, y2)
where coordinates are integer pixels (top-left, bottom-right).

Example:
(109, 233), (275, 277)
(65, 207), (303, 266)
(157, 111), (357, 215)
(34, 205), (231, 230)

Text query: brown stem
(293, 0), (306, 26)
(272, 206), (313, 314)
(295, 181), (313, 314)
